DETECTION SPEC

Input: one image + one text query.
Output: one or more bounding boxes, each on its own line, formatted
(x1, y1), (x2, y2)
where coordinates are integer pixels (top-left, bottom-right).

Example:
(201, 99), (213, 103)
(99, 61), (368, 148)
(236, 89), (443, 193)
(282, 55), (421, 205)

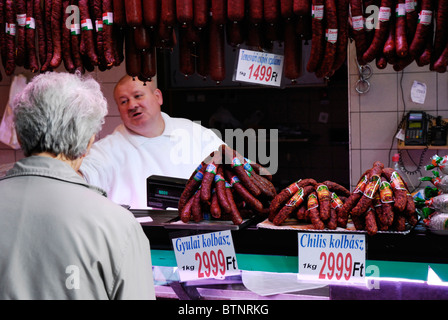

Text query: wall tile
(359, 111), (398, 149)
(349, 149), (361, 188)
(437, 73), (448, 111)
(359, 73), (398, 112)
(349, 112), (361, 149)
(101, 83), (120, 116)
(349, 75), (361, 112)
(99, 116), (122, 139)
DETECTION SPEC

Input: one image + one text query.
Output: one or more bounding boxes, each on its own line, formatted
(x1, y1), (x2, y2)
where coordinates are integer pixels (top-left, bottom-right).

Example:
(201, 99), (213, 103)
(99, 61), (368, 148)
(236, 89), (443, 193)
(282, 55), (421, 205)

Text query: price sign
(298, 232), (366, 283)
(234, 49), (284, 87)
(172, 230), (239, 282)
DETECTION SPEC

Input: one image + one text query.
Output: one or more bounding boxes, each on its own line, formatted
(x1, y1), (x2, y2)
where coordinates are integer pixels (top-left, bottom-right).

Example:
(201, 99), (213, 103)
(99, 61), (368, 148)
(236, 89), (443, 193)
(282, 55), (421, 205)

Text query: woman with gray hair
(0, 72), (155, 300)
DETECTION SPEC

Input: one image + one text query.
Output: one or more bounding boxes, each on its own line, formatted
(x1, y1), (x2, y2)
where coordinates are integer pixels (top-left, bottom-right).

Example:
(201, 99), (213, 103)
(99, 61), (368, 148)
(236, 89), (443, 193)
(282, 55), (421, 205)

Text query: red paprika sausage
(211, 0), (226, 25)
(264, 0), (280, 24)
(49, 0), (63, 69)
(161, 0), (176, 27)
(125, 0), (143, 27)
(307, 192), (325, 230)
(351, 161), (384, 217)
(408, 0), (433, 58)
(225, 185), (244, 225)
(284, 19), (302, 81)
(332, 0), (348, 72)
(113, 0), (126, 26)
(143, 0), (159, 27)
(180, 191), (195, 222)
(79, 0), (98, 66)
(248, 0), (263, 25)
(140, 45), (157, 82)
(176, 0), (194, 25)
(178, 163), (206, 212)
(395, 0), (408, 57)
(25, 0), (39, 72)
(102, 0), (116, 67)
(315, 0), (338, 78)
(227, 0), (245, 22)
(209, 22), (226, 83)
(281, 0), (294, 19)
(194, 0), (209, 28)
(125, 27), (141, 78)
(306, 0), (325, 73)
(61, 0), (75, 72)
(34, 0), (46, 68)
(179, 26), (195, 77)
(293, 0), (311, 16)
(15, 0), (26, 67)
(4, 0), (16, 75)
(433, 0), (448, 63)
(349, 0), (367, 65)
(362, 0), (394, 63)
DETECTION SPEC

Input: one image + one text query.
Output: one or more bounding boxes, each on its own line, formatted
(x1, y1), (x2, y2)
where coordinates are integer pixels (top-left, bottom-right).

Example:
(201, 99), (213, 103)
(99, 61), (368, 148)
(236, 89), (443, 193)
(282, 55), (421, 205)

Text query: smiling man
(79, 75), (224, 209)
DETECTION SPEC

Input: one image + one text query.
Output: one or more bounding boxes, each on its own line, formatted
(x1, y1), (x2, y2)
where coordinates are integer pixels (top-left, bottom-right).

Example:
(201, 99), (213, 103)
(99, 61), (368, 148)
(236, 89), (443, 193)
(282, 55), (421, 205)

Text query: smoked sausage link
(194, 0), (209, 28)
(209, 22), (226, 83)
(306, 0), (325, 72)
(125, 0), (143, 27)
(284, 20), (302, 81)
(176, 0), (194, 25)
(408, 0), (434, 59)
(227, 0), (245, 22)
(143, 0), (159, 27)
(362, 0), (394, 63)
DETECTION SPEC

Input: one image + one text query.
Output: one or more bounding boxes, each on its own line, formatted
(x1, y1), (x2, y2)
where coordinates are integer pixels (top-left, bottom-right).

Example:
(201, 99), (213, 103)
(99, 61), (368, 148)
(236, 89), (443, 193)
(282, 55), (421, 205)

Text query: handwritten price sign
(172, 230), (239, 282)
(234, 49), (284, 87)
(298, 232), (366, 283)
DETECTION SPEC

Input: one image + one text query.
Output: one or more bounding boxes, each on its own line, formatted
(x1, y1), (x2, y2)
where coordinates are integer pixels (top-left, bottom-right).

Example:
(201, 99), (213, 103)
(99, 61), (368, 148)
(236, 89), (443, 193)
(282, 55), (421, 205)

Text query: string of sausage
(70, 0), (84, 73)
(315, 0), (338, 78)
(49, 0), (62, 68)
(26, 0), (39, 72)
(306, 0), (325, 72)
(362, 0), (394, 63)
(4, 0), (15, 75)
(15, 0), (26, 67)
(79, 0), (98, 66)
(34, 0), (46, 69)
(61, 0), (75, 72)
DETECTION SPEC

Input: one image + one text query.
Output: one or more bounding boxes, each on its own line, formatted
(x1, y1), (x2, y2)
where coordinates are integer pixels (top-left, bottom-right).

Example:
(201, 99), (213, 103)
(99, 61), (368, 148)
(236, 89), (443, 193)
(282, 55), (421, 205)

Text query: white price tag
(234, 49), (284, 87)
(172, 230), (239, 282)
(298, 232), (366, 284)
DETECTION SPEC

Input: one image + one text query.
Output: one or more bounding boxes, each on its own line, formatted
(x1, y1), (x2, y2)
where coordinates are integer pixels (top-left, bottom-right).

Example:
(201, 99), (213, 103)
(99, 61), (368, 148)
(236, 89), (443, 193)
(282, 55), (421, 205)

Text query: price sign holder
(234, 48), (284, 87)
(172, 230), (239, 282)
(297, 232), (366, 284)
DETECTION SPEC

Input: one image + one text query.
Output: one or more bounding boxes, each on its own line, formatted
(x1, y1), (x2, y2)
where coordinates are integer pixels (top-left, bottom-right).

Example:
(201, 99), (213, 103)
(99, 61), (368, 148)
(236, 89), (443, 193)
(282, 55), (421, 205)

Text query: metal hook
(355, 78), (371, 94)
(355, 58), (372, 94)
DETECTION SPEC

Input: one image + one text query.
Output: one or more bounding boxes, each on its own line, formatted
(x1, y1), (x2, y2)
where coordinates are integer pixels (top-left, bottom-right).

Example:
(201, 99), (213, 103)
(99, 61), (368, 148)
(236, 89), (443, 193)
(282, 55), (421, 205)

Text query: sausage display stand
(138, 154), (448, 300)
(136, 209), (448, 300)
(3, 0), (448, 301)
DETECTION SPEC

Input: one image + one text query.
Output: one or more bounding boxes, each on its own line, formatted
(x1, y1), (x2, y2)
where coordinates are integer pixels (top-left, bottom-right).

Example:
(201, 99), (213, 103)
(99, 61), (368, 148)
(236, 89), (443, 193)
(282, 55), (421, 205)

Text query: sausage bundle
(269, 177), (351, 229)
(350, 0), (448, 73)
(178, 144), (276, 225)
(0, 0), (124, 75)
(269, 160), (418, 235)
(305, 0), (349, 78)
(340, 161), (418, 235)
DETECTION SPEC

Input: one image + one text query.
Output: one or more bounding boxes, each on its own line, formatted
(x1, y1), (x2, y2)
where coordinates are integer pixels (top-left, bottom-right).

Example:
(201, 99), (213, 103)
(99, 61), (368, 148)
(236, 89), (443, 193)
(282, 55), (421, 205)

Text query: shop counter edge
(150, 249), (448, 282)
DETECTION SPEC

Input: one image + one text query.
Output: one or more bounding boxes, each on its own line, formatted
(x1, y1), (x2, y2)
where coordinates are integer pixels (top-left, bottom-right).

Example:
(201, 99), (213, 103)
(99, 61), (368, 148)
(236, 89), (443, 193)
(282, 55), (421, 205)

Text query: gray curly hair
(13, 72), (108, 160)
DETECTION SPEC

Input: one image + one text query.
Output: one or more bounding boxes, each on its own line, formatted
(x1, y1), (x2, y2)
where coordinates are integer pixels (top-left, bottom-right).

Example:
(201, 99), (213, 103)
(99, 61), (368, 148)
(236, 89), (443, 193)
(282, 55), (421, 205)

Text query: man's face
(114, 77), (163, 136)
